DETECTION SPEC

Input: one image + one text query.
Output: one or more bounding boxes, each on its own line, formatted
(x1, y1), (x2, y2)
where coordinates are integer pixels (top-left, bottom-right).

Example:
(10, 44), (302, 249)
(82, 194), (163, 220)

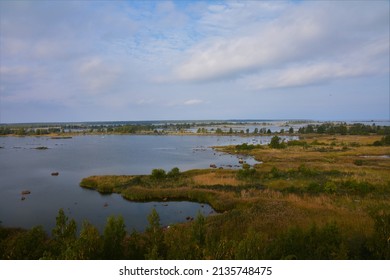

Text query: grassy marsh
(80, 135), (390, 242)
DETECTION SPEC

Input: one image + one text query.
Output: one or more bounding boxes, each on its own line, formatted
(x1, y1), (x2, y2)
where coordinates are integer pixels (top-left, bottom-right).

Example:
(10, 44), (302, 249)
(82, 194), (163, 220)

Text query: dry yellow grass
(192, 172), (240, 186)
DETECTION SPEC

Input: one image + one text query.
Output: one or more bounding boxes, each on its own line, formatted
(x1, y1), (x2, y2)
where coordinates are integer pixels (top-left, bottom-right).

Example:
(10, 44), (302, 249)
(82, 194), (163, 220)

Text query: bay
(0, 135), (291, 233)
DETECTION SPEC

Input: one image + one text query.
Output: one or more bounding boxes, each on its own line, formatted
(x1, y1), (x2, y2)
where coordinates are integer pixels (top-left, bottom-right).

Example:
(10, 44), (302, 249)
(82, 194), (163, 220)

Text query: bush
(151, 169), (166, 181)
(235, 143), (257, 150)
(167, 167), (180, 179)
(324, 181), (338, 194)
(269, 136), (286, 149)
(237, 167), (257, 181)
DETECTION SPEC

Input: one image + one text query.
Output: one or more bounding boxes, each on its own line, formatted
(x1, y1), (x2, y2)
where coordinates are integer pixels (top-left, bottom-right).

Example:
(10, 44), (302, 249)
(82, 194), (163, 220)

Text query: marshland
(1, 121), (389, 259)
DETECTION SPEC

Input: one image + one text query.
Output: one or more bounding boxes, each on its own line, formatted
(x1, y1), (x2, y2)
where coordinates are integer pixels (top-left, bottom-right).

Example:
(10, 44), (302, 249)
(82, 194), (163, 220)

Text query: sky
(0, 0), (389, 123)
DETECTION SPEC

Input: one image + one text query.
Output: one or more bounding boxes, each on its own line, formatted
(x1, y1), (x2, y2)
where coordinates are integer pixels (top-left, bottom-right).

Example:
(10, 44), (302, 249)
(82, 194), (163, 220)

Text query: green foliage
(103, 216), (126, 259)
(76, 221), (103, 259)
(1, 204), (389, 260)
(192, 212), (206, 247)
(151, 169), (167, 181)
(324, 181), (338, 194)
(48, 209), (78, 259)
(297, 164), (317, 177)
(145, 208), (165, 259)
(383, 135), (390, 145)
(237, 166), (257, 181)
(52, 209), (77, 242)
(306, 182), (322, 194)
(268, 223), (347, 259)
(235, 143), (257, 150)
(269, 136), (286, 149)
(368, 210), (390, 259)
(1, 226), (47, 260)
(197, 128), (208, 134)
(269, 166), (284, 179)
(167, 167), (180, 179)
(339, 180), (374, 196)
(373, 135), (390, 146)
(235, 230), (267, 259)
(298, 122), (390, 135)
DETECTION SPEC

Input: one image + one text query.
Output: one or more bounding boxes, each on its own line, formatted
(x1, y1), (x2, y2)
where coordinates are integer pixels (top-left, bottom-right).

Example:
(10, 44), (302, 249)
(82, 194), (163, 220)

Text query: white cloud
(183, 99), (204, 105)
(171, 1), (389, 88)
(241, 38), (389, 90)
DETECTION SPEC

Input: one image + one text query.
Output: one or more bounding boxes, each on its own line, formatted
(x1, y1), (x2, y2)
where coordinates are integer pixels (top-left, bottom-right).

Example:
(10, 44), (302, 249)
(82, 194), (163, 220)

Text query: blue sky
(0, 0), (389, 123)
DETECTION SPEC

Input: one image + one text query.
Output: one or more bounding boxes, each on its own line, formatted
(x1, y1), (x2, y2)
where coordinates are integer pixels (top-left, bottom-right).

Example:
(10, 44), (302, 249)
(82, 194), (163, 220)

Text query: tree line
(298, 123), (390, 135)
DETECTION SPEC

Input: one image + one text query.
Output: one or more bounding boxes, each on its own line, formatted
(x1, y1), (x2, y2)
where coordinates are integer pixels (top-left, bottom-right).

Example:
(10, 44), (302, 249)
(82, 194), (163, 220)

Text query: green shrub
(151, 169), (167, 181)
(167, 167), (180, 179)
(324, 181), (338, 194)
(269, 136), (286, 149)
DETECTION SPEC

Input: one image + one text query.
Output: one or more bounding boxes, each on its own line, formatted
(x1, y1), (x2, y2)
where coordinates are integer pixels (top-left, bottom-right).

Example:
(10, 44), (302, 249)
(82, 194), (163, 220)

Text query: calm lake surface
(0, 135), (290, 233)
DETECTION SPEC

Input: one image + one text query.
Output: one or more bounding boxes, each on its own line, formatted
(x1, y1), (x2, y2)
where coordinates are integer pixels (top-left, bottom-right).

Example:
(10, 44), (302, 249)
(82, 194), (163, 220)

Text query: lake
(0, 134), (293, 233)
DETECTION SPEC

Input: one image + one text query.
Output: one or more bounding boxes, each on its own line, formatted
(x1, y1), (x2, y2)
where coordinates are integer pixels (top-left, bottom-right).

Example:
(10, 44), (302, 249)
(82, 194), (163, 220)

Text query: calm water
(0, 135), (290, 233)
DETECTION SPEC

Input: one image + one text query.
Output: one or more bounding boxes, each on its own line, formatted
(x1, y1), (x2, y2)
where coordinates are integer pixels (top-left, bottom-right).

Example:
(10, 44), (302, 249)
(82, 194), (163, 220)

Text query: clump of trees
(150, 167), (181, 181)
